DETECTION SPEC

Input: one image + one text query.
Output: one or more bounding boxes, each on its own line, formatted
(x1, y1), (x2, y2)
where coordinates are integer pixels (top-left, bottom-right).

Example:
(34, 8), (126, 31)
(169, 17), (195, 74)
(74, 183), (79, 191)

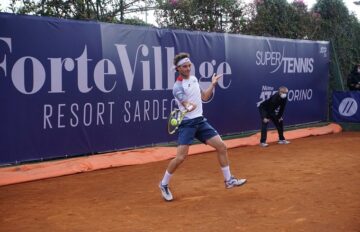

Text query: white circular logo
(338, 98), (358, 117)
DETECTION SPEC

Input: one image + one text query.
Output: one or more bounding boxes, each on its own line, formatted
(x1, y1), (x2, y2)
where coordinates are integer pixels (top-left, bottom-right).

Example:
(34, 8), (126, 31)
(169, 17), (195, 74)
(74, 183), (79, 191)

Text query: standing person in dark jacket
(258, 86), (290, 147)
(347, 64), (360, 91)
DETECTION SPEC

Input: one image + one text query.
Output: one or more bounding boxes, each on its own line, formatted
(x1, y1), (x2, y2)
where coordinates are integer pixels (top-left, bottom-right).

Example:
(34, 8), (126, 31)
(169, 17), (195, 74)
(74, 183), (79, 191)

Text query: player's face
(177, 62), (191, 78)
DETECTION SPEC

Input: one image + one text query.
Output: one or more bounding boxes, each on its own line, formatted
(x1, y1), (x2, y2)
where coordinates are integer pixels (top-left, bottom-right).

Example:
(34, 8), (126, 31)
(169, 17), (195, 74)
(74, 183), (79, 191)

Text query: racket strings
(168, 109), (184, 134)
(175, 110), (182, 121)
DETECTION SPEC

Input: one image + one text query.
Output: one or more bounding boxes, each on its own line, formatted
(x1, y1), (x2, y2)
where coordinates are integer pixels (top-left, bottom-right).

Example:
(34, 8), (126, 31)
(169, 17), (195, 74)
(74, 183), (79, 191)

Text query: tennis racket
(167, 108), (188, 134)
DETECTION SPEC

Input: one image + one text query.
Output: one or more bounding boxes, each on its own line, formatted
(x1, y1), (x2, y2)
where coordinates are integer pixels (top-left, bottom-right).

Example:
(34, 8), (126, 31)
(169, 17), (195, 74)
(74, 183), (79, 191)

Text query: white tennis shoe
(225, 176), (247, 189)
(159, 182), (173, 201)
(278, 140), (290, 145)
(260, 142), (269, 147)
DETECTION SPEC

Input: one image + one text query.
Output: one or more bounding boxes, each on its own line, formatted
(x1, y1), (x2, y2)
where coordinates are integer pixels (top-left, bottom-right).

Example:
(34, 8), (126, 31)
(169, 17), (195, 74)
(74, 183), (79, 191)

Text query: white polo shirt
(172, 75), (203, 119)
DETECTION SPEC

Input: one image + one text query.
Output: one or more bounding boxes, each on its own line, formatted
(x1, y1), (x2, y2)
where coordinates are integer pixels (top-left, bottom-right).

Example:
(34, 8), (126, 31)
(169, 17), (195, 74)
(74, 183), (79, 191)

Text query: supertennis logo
(255, 47), (314, 74)
(338, 98), (358, 117)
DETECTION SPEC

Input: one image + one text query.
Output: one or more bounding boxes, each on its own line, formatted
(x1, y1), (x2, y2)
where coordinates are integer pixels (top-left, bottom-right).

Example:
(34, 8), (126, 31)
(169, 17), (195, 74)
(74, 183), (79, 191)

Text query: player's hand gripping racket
(167, 105), (194, 134)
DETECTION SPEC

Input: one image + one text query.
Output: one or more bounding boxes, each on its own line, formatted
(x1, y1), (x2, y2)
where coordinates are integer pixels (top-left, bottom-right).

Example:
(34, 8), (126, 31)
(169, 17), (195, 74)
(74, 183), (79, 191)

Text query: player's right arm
(173, 82), (196, 112)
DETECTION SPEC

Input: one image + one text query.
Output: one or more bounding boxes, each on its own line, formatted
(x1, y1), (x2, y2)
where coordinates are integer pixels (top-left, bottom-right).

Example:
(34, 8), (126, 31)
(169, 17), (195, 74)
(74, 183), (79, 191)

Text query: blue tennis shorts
(177, 117), (219, 145)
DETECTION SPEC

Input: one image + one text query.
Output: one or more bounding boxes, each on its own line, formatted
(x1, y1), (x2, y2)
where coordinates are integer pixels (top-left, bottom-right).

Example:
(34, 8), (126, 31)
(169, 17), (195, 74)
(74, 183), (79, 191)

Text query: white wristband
(186, 105), (194, 111)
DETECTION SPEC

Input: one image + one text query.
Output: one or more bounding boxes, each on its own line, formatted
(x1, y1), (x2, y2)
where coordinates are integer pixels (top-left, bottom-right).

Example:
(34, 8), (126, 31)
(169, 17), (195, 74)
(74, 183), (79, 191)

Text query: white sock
(161, 170), (172, 186)
(221, 166), (232, 181)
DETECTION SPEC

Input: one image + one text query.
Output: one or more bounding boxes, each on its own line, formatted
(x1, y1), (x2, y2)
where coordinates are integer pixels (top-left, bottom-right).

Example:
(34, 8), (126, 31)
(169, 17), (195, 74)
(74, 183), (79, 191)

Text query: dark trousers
(259, 108), (285, 143)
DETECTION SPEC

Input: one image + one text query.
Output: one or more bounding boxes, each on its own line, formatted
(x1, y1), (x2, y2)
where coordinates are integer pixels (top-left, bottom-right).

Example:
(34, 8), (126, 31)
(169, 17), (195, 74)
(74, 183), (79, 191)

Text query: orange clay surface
(0, 131), (359, 232)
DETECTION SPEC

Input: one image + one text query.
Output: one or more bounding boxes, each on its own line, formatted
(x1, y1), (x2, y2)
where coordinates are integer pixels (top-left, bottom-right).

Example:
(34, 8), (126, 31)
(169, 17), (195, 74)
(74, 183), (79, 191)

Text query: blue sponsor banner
(332, 91), (360, 122)
(0, 13), (329, 165)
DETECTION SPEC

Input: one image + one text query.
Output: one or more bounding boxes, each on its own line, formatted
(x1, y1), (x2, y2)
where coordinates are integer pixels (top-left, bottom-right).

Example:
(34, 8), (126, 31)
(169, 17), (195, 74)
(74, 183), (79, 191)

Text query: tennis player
(159, 52), (247, 201)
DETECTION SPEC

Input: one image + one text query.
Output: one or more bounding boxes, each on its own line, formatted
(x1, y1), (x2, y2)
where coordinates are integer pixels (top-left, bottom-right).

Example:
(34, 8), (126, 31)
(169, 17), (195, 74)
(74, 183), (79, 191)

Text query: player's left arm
(201, 73), (223, 101)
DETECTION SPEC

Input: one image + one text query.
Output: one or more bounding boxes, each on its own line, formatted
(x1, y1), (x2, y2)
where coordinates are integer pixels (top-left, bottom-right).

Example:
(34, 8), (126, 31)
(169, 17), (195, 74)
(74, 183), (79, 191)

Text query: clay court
(0, 131), (359, 232)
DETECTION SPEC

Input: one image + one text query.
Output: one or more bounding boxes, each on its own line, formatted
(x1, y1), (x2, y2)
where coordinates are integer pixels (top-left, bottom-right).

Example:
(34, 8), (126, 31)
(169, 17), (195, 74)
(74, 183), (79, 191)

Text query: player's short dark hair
(173, 53), (190, 66)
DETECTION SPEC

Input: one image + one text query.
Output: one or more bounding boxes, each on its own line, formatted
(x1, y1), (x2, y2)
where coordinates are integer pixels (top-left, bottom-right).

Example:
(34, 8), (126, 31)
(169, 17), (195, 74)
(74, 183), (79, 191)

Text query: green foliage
(123, 17), (153, 26)
(312, 0), (360, 89)
(155, 0), (246, 33)
(2, 0), (156, 25)
(243, 0), (289, 37)
(243, 0), (314, 39)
